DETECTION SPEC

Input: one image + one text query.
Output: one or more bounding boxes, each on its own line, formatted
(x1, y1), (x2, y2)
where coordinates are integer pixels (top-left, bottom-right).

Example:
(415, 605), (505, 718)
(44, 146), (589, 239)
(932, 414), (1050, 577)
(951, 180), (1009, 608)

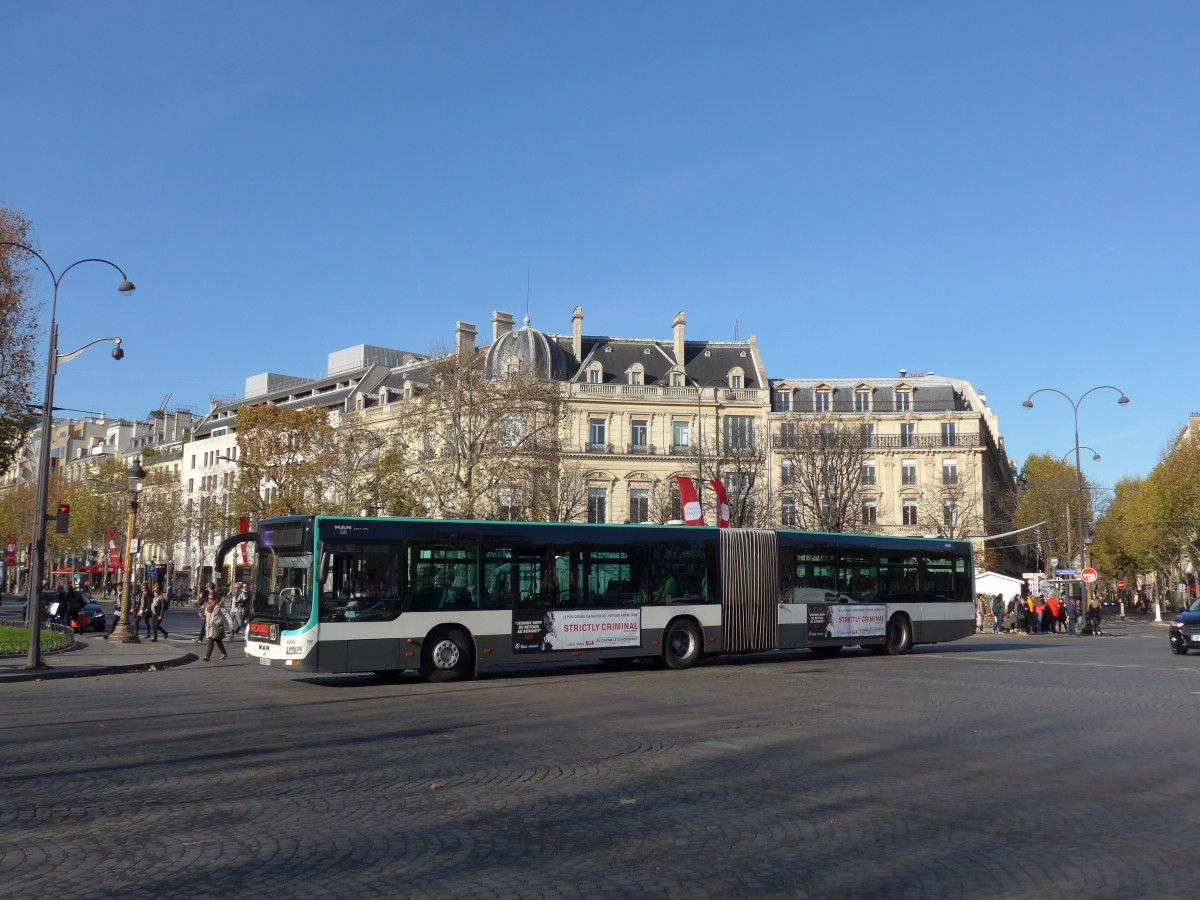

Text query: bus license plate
(260, 657), (272, 665)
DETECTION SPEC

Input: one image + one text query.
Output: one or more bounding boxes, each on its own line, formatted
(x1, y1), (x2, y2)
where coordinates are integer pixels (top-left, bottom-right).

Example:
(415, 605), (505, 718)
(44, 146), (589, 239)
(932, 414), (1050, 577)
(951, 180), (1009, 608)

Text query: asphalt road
(2, 615), (1197, 899)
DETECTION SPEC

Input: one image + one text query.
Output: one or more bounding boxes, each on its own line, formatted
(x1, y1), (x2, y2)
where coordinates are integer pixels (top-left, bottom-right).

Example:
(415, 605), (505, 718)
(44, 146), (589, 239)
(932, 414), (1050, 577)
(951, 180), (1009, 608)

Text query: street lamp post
(108, 458), (146, 642)
(693, 379), (729, 522)
(0, 242), (134, 667)
(1023, 386), (1130, 626)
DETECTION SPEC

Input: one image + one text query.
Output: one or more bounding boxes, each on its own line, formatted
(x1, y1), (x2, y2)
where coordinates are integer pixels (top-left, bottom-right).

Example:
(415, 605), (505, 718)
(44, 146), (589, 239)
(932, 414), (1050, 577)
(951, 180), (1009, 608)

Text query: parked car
(1168, 598), (1200, 655)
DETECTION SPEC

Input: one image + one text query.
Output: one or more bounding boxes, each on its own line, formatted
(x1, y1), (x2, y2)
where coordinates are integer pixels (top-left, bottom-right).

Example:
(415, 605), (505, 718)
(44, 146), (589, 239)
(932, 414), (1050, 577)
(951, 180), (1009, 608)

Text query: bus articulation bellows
(241, 516), (975, 681)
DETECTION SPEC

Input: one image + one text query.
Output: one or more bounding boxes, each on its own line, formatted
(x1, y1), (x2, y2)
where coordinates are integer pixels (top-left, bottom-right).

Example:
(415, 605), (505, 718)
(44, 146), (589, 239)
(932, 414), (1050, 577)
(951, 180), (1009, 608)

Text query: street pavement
(2, 611), (1198, 899)
(0, 595), (232, 681)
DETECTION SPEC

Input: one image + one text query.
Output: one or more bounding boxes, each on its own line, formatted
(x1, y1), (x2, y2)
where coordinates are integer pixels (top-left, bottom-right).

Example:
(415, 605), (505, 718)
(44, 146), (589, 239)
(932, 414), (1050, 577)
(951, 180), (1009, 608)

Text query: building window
(815, 390), (832, 412)
(587, 488), (607, 524)
(781, 499), (797, 526)
(941, 422), (956, 447)
(588, 365), (602, 384)
(942, 459), (958, 486)
(629, 489), (649, 524)
(861, 460), (876, 486)
(943, 500), (960, 529)
(773, 391), (791, 412)
(861, 423), (874, 447)
(724, 472), (755, 522)
(588, 418), (606, 449)
(723, 416), (755, 450)
(777, 421), (797, 448)
(901, 459), (917, 485)
(900, 422), (914, 447)
(629, 365), (643, 386)
(781, 459), (795, 486)
(728, 369), (744, 390)
(670, 372), (684, 387)
(854, 390), (871, 413)
(902, 498), (918, 526)
(630, 419), (648, 448)
(895, 390), (912, 412)
(862, 501), (877, 526)
(672, 420), (689, 451)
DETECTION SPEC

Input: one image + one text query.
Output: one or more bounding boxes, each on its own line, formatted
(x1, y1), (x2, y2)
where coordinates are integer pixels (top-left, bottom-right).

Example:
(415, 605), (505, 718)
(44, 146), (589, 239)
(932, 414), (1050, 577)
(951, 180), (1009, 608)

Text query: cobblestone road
(2, 617), (1197, 898)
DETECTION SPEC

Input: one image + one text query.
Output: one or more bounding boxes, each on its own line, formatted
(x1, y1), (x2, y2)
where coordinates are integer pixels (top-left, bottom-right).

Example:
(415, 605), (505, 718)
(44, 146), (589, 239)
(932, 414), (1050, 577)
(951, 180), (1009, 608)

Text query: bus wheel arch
(885, 614), (913, 656)
(660, 617), (704, 670)
(421, 626), (476, 682)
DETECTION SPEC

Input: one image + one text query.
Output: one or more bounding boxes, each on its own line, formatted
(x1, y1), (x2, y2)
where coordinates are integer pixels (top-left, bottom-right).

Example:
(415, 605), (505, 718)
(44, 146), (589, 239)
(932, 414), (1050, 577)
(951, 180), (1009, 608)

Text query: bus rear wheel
(661, 619), (703, 670)
(421, 628), (474, 682)
(885, 614), (913, 655)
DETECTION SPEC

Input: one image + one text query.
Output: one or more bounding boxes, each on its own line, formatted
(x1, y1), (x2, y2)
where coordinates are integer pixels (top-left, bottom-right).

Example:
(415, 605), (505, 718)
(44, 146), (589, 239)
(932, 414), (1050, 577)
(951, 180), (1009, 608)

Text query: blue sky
(4, 1), (1195, 491)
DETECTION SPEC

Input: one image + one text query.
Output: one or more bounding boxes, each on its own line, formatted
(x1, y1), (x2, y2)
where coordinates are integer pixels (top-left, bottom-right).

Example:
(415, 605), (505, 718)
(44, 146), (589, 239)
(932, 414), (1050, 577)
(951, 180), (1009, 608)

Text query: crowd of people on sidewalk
(981, 592), (1106, 636)
(101, 579), (251, 657)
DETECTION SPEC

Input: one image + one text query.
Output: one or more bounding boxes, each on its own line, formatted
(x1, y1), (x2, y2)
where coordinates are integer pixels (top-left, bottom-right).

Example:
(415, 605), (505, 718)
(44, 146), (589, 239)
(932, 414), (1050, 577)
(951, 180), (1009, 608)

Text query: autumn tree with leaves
(0, 208), (39, 476)
(1014, 453), (1099, 570)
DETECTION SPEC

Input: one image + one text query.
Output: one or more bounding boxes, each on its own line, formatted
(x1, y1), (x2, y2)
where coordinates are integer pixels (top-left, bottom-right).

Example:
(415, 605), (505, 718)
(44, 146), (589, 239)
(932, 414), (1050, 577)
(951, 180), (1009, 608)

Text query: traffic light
(55, 504), (70, 534)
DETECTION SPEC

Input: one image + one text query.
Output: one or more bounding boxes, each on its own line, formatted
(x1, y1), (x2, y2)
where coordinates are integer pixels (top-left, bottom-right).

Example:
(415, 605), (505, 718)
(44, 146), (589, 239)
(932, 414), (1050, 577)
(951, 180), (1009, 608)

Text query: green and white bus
(240, 516), (975, 681)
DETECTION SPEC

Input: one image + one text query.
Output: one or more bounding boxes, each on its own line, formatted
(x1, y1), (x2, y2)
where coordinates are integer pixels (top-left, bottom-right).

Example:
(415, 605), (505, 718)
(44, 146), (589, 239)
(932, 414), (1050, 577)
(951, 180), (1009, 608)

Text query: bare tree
(915, 457), (987, 540)
(774, 419), (872, 533)
(395, 350), (567, 520)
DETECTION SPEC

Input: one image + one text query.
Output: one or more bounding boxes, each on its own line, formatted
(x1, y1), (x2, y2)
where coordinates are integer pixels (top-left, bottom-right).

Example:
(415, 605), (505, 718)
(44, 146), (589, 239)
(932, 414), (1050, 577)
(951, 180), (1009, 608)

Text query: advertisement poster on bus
(807, 604), (887, 641)
(513, 608), (642, 653)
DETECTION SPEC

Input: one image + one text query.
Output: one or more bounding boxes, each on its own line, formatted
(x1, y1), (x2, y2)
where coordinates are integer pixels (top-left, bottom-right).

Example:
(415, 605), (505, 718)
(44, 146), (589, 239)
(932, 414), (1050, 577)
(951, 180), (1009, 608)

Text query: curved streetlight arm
(57, 336), (123, 365)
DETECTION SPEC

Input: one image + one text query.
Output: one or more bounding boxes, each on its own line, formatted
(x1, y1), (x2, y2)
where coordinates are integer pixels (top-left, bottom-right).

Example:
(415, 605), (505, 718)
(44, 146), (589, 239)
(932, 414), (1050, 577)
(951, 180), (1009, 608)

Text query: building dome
(483, 316), (567, 380)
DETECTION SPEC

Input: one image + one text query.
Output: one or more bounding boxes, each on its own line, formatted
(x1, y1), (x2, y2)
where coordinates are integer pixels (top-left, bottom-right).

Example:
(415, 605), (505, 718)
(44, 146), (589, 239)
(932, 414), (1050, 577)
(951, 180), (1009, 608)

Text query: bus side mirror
(318, 552), (331, 584)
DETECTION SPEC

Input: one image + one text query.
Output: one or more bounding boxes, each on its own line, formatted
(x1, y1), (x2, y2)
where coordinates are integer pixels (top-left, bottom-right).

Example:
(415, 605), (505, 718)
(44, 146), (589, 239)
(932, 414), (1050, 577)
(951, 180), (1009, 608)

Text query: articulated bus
(240, 516), (975, 681)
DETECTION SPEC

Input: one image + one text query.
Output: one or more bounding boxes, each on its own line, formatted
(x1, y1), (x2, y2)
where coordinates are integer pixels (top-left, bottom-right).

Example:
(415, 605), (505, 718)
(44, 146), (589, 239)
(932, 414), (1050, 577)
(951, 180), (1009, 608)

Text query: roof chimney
(672, 311), (686, 367)
(455, 321), (477, 361)
(492, 310), (514, 342)
(899, 368), (907, 378)
(572, 306), (584, 363)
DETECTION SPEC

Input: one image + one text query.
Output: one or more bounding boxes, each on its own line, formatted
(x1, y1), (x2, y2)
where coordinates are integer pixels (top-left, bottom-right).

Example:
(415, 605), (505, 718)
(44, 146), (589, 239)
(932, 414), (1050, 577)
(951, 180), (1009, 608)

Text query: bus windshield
(254, 546), (312, 626)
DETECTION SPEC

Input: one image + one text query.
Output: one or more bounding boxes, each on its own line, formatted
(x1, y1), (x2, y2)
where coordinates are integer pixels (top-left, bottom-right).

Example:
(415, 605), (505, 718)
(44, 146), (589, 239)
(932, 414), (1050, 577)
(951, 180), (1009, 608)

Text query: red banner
(676, 477), (704, 526)
(709, 480), (731, 528)
(4, 535), (15, 568)
(107, 529), (122, 569)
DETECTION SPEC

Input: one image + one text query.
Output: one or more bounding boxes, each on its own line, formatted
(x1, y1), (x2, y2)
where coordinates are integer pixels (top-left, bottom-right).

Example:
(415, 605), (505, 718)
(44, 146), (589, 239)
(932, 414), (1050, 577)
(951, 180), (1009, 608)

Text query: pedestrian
(149, 584), (169, 641)
(201, 592), (233, 661)
(135, 583), (155, 638)
(229, 582), (249, 638)
(1086, 598), (1103, 636)
(991, 593), (1004, 633)
(195, 584), (214, 642)
(1045, 595), (1061, 634)
(1065, 596), (1079, 636)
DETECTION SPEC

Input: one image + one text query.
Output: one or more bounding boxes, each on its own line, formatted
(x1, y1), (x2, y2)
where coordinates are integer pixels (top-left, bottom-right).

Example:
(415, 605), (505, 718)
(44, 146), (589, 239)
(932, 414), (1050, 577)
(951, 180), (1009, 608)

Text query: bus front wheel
(661, 619), (703, 670)
(421, 628), (474, 682)
(885, 615), (913, 656)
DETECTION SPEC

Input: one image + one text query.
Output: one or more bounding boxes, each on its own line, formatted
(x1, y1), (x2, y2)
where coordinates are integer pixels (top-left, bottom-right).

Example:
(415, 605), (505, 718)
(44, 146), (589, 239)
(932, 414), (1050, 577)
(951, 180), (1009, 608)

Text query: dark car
(1168, 598), (1200, 655)
(75, 602), (106, 633)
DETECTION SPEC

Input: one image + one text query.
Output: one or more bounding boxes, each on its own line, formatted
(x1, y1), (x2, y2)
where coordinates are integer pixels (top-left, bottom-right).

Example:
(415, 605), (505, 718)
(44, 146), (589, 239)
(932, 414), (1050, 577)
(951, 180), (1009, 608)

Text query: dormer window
(895, 387), (913, 412)
(670, 371), (684, 387)
(815, 389), (832, 412)
(629, 364), (644, 386)
(587, 364), (603, 384)
(728, 367), (745, 390)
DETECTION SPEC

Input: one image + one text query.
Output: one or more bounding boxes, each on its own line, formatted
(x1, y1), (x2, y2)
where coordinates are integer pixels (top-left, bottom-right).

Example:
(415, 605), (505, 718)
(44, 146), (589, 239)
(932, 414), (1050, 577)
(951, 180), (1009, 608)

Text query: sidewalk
(0, 632), (198, 683)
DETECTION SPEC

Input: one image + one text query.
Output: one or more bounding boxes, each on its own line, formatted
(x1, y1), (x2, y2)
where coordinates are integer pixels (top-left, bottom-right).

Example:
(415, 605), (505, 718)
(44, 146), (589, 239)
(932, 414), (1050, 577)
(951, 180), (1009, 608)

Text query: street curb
(0, 652), (199, 683)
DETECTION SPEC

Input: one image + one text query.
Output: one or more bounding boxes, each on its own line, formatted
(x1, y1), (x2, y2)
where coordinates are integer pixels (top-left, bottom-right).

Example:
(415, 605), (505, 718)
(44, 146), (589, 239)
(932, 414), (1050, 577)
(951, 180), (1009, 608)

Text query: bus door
(778, 544), (837, 649)
(719, 529), (778, 653)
